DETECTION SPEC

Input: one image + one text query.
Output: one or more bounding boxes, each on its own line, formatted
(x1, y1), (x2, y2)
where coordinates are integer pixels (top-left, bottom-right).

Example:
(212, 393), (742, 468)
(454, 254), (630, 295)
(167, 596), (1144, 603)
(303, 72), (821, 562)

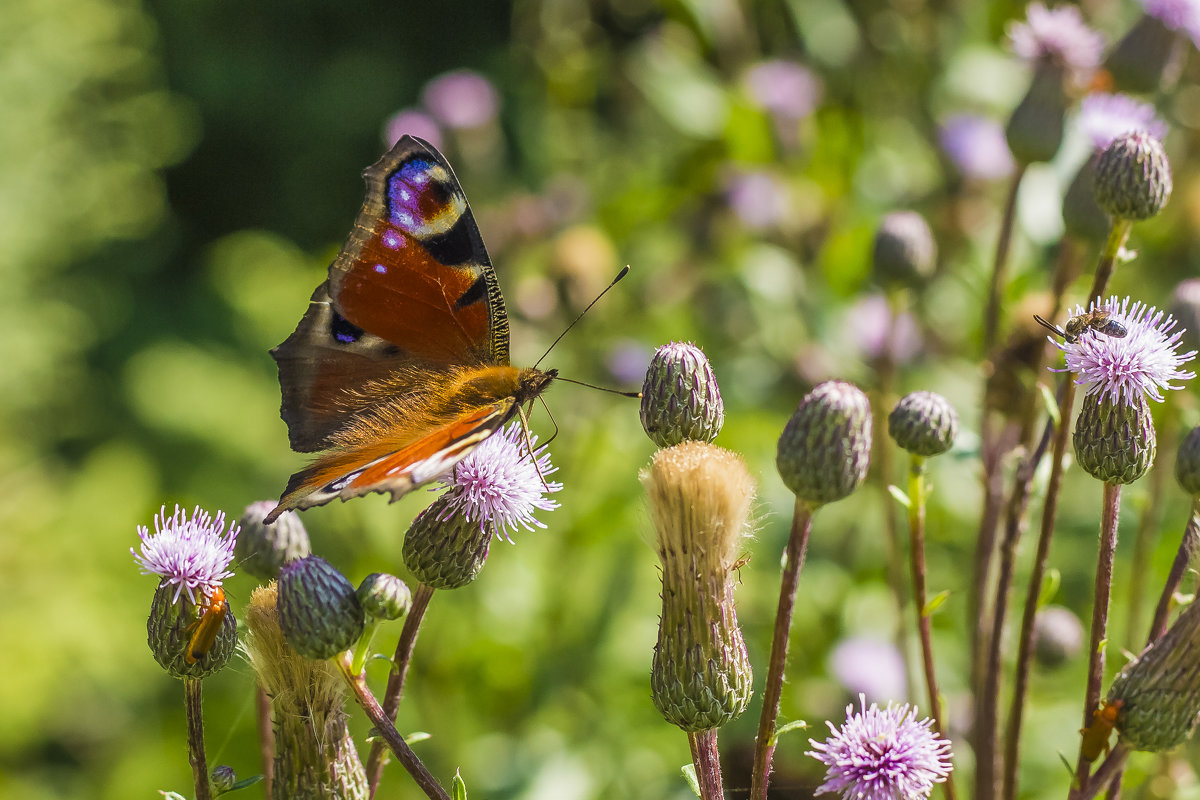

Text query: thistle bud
(1032, 605), (1084, 668)
(1005, 64), (1069, 164)
(244, 584), (369, 797)
(402, 496), (493, 589)
(357, 573), (413, 621)
(1176, 427), (1200, 496)
(872, 211), (937, 289)
(1062, 157), (1110, 242)
(1107, 600), (1200, 751)
(777, 381), (872, 508)
(1073, 393), (1157, 485)
(640, 342), (724, 447)
(1094, 131), (1172, 221)
(278, 556), (364, 660)
(235, 500), (311, 581)
(146, 582), (237, 679)
(1105, 15), (1179, 94)
(643, 441), (754, 731)
(210, 765), (236, 795)
(888, 391), (958, 457)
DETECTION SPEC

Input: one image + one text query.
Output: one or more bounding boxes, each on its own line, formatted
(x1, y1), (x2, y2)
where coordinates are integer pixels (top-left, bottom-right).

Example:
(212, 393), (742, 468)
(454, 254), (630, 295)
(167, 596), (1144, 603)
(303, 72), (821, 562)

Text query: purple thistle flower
(808, 695), (953, 800)
(436, 423), (561, 541)
(829, 637), (907, 701)
(1050, 296), (1197, 405)
(742, 59), (822, 121)
(724, 169), (791, 230)
(1140, 0), (1200, 47)
(1078, 93), (1167, 151)
(422, 70), (500, 130)
(1008, 2), (1105, 81)
(939, 114), (1014, 180)
(382, 108), (443, 150)
(133, 505), (238, 604)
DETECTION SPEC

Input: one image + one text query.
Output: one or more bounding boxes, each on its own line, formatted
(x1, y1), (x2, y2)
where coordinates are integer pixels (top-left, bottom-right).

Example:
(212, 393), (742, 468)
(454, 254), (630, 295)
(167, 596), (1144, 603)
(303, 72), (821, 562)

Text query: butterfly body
(267, 136), (554, 522)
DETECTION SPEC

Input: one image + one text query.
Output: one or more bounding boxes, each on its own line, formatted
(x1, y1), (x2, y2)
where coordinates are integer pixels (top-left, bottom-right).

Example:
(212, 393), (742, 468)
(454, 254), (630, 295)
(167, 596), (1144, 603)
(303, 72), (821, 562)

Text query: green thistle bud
(1062, 157), (1110, 242)
(888, 391), (958, 457)
(777, 380), (872, 508)
(146, 582), (236, 679)
(235, 500), (312, 581)
(278, 556), (364, 660)
(1005, 64), (1068, 164)
(357, 573), (413, 621)
(640, 342), (724, 447)
(210, 765), (236, 795)
(1105, 14), (1179, 95)
(1073, 393), (1157, 485)
(1032, 605), (1084, 668)
(1107, 600), (1200, 752)
(872, 211), (937, 289)
(643, 441), (754, 731)
(1176, 427), (1200, 496)
(244, 584), (369, 799)
(402, 496), (493, 589)
(1094, 131), (1172, 221)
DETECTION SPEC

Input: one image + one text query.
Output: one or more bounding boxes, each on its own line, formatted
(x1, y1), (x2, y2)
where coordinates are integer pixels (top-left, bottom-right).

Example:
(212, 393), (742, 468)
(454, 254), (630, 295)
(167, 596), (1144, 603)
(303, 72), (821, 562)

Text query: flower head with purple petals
(1141, 0), (1200, 47)
(939, 115), (1014, 180)
(1078, 93), (1167, 151)
(133, 505), (239, 603)
(743, 59), (822, 120)
(422, 70), (500, 130)
(1009, 2), (1105, 81)
(1050, 296), (1197, 405)
(808, 695), (953, 800)
(435, 423), (562, 541)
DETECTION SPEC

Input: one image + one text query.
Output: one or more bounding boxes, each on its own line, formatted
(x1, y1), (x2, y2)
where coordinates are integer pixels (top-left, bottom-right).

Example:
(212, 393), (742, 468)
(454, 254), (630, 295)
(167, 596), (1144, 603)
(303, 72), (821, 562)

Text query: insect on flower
(1034, 310), (1128, 344)
(1079, 699), (1124, 762)
(185, 586), (228, 665)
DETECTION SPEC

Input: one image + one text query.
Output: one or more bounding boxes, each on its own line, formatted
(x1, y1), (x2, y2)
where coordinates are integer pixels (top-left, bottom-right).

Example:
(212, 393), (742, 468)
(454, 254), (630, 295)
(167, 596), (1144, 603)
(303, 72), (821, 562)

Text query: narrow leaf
(453, 769), (468, 800)
(888, 485), (911, 508)
(1037, 569), (1061, 608)
(1039, 384), (1060, 425)
(682, 764), (701, 797)
(923, 590), (950, 617)
(769, 719), (808, 746)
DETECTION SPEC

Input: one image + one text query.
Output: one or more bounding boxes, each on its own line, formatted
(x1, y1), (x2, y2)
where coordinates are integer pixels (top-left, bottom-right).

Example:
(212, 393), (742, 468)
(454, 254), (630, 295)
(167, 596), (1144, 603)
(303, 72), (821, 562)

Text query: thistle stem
(255, 684), (274, 799)
(1071, 481), (1123, 791)
(749, 499), (815, 800)
(1127, 455), (1168, 646)
(183, 678), (212, 800)
(367, 582), (435, 796)
(906, 456), (957, 800)
(689, 729), (724, 800)
(337, 653), (450, 800)
(983, 164), (1027, 353)
(1086, 220), (1132, 301)
(1068, 745), (1130, 800)
(1147, 499), (1200, 643)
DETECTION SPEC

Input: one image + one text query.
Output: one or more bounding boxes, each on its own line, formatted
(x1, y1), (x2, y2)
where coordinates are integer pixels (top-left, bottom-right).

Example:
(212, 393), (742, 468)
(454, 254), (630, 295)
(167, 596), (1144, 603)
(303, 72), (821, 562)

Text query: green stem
(1147, 499), (1200, 643)
(749, 499), (815, 800)
(689, 729), (724, 800)
(184, 678), (212, 800)
(1086, 219), (1132, 301)
(983, 164), (1027, 354)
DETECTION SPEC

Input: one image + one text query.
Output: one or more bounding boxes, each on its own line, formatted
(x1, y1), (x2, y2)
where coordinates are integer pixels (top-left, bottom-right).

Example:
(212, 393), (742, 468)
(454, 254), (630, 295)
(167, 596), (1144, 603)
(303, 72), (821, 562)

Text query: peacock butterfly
(265, 135), (555, 522)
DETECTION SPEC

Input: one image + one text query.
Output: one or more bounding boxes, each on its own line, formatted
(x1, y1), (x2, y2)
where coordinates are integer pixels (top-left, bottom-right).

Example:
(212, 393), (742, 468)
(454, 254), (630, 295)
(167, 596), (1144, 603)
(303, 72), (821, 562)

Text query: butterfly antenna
(533, 266), (631, 369)
(555, 376), (641, 398)
(1033, 314), (1066, 338)
(516, 404), (552, 491)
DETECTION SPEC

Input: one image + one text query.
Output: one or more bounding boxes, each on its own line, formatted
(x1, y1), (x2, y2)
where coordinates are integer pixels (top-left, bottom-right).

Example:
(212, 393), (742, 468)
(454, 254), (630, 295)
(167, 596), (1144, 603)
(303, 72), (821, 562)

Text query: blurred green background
(4, 0), (1200, 797)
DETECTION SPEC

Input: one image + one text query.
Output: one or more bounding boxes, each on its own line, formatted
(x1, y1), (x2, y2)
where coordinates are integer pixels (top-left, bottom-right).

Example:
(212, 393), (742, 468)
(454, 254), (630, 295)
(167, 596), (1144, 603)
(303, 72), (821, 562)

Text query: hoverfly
(1033, 310), (1128, 344)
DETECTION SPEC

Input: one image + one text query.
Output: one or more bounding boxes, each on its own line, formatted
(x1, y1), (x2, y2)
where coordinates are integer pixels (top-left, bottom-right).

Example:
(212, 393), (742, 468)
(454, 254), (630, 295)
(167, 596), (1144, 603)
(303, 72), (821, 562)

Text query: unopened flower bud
(1062, 157), (1110, 242)
(357, 573), (413, 621)
(1176, 427), (1200, 496)
(777, 381), (872, 507)
(872, 211), (937, 289)
(1006, 64), (1069, 164)
(1094, 131), (1172, 221)
(235, 500), (311, 581)
(210, 765), (236, 795)
(640, 342), (724, 447)
(1033, 605), (1084, 668)
(278, 556), (364, 660)
(1073, 393), (1157, 485)
(1107, 600), (1200, 751)
(402, 496), (493, 589)
(643, 441), (754, 731)
(1105, 15), (1179, 94)
(888, 391), (958, 457)
(146, 583), (237, 679)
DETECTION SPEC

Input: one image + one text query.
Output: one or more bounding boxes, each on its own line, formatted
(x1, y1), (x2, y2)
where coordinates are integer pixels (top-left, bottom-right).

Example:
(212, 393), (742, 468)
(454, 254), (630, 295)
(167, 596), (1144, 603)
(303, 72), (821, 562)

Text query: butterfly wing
(269, 136), (529, 517)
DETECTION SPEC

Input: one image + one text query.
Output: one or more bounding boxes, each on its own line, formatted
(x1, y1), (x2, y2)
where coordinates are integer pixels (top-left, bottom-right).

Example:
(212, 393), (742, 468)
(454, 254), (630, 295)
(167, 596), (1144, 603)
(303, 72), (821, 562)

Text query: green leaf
(452, 769), (468, 800)
(405, 731), (432, 745)
(888, 485), (911, 508)
(923, 590), (950, 617)
(769, 719), (808, 746)
(158, 793), (189, 800)
(682, 764), (701, 797)
(228, 776), (264, 792)
(1039, 384), (1060, 425)
(1037, 569), (1061, 608)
